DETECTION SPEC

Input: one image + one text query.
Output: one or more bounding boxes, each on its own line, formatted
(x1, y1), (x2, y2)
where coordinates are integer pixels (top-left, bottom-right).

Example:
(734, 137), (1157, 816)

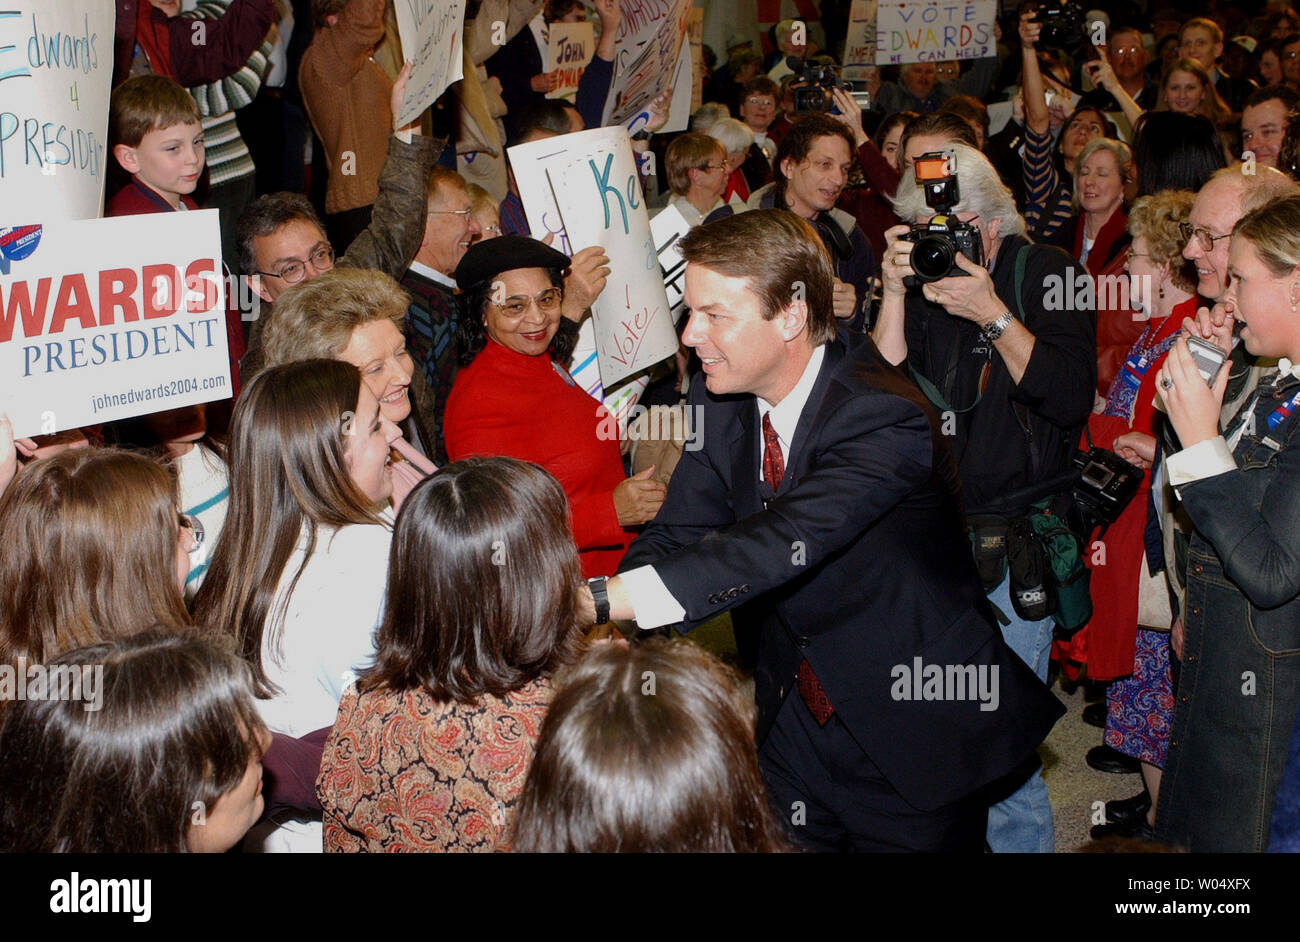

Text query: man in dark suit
(584, 210), (1064, 851)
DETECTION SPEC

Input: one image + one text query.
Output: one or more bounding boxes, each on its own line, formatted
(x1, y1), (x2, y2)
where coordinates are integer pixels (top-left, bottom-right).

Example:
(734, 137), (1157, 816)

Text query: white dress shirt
(407, 259), (456, 290)
(621, 345), (826, 629)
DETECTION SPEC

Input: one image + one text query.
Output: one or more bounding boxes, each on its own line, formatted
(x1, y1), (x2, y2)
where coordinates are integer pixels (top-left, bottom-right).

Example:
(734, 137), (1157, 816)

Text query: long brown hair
(191, 360), (386, 693)
(0, 448), (191, 667)
(361, 457), (583, 702)
(511, 638), (793, 852)
(0, 630), (267, 852)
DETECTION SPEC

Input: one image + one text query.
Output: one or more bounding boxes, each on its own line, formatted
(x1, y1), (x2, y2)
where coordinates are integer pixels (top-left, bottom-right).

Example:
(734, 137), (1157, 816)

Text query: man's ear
(780, 298), (809, 341)
(779, 156), (793, 180)
(250, 273), (273, 304)
(113, 143), (139, 175)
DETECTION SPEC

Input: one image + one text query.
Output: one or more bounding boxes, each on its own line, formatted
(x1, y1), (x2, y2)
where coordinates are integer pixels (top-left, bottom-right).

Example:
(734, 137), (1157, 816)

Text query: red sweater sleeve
(167, 0), (273, 88)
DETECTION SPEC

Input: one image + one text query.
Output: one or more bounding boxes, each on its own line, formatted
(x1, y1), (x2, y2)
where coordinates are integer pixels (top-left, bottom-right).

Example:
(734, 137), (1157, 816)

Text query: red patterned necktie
(762, 411), (784, 491)
(762, 412), (834, 724)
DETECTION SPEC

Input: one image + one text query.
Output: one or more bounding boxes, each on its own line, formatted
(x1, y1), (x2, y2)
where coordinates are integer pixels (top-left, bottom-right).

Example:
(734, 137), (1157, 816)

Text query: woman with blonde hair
(1072, 191), (1198, 842)
(261, 267), (437, 508)
(1154, 193), (1300, 851)
(1157, 57), (1234, 127)
(0, 448), (194, 669)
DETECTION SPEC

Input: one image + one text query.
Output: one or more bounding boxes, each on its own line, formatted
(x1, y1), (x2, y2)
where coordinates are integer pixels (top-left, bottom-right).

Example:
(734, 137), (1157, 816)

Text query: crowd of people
(4, 0), (1300, 855)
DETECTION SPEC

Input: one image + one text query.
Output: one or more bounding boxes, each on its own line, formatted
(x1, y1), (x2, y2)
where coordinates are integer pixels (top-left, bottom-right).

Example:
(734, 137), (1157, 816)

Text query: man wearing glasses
(399, 167), (483, 463)
(1080, 27), (1158, 114)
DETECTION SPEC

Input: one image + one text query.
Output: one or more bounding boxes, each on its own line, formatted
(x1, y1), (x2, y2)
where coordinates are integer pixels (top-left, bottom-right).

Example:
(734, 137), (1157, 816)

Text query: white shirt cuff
(619, 565), (686, 630)
(394, 128), (413, 144)
(1166, 436), (1236, 496)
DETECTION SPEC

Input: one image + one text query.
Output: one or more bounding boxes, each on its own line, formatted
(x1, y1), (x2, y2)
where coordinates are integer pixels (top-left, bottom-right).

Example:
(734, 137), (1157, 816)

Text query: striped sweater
(184, 0), (274, 186)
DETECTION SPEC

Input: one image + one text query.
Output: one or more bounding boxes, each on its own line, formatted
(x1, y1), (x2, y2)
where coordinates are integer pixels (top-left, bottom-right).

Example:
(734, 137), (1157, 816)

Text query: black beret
(453, 235), (571, 289)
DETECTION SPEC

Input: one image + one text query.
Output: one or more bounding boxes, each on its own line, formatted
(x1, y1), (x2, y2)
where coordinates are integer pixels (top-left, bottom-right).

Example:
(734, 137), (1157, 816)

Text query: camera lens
(911, 237), (954, 281)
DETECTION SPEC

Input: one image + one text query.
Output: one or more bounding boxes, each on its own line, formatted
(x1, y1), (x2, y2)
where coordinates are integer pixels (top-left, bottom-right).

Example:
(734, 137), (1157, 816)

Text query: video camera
(900, 151), (983, 285)
(1030, 0), (1090, 53)
(790, 60), (871, 114)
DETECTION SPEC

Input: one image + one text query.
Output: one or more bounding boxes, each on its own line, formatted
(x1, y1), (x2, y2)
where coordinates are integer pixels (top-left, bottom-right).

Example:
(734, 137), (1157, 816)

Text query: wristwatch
(588, 576), (610, 624)
(981, 310), (1015, 342)
(630, 129), (652, 142)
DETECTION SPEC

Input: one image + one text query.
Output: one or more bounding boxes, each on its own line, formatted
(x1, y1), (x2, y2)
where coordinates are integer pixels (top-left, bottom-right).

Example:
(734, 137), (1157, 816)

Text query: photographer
(873, 143), (1096, 852)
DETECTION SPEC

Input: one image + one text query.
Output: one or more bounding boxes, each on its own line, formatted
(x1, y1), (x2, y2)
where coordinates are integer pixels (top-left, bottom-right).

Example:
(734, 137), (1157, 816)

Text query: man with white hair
(874, 54), (999, 116)
(874, 143), (1097, 852)
(767, 19), (808, 82)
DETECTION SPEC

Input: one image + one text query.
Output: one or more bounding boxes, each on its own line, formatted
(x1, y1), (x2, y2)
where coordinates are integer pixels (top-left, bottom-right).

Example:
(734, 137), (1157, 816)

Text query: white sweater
(255, 514), (394, 738)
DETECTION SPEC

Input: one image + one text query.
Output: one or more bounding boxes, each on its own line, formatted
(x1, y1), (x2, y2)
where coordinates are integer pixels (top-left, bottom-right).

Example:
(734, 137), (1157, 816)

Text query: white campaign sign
(546, 21), (594, 100)
(842, 0), (878, 75)
(649, 201), (690, 325)
(874, 0), (995, 66)
(0, 211), (231, 438)
(510, 126), (676, 388)
(392, 0), (466, 129)
(0, 0), (113, 226)
(602, 0), (693, 129)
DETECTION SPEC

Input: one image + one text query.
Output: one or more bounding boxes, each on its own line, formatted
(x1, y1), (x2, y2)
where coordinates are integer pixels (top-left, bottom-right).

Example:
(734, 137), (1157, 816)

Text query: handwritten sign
(602, 0), (693, 128)
(875, 0), (995, 65)
(649, 201), (690, 325)
(0, 0), (112, 227)
(392, 0), (466, 129)
(546, 21), (594, 100)
(842, 0), (878, 75)
(0, 211), (231, 438)
(511, 126), (676, 387)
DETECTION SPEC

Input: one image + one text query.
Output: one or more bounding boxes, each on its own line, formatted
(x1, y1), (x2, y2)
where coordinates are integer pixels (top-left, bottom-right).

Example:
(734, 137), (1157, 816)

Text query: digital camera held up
(1031, 0), (1088, 52)
(900, 150), (983, 285)
(791, 60), (871, 114)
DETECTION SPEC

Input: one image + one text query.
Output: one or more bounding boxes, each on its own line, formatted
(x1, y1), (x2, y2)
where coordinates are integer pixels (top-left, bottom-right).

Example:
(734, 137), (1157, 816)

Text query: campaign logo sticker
(0, 225), (42, 275)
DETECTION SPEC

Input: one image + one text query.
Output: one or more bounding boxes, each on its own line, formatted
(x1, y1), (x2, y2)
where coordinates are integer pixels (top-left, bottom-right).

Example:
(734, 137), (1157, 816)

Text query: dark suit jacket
(619, 332), (1064, 811)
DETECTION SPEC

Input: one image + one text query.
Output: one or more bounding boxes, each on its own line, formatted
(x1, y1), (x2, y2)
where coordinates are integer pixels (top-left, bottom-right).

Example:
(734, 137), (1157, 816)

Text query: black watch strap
(588, 577), (610, 624)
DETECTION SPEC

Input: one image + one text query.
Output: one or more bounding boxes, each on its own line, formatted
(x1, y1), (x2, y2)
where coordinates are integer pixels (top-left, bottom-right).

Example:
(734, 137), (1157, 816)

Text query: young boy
(109, 74), (207, 214)
(107, 73), (245, 397)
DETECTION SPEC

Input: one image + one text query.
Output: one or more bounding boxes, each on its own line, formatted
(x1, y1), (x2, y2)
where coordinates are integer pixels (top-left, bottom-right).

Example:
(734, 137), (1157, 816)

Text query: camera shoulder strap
(908, 245), (1033, 417)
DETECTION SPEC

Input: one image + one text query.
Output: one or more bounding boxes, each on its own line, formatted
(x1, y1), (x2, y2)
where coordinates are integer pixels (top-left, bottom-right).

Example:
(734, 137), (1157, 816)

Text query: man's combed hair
(110, 74), (202, 149)
(678, 209), (838, 345)
(665, 133), (725, 196)
(236, 192), (327, 277)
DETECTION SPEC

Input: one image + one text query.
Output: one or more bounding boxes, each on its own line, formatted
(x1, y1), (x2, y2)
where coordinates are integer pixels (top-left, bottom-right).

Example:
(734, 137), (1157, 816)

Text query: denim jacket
(1156, 370), (1300, 852)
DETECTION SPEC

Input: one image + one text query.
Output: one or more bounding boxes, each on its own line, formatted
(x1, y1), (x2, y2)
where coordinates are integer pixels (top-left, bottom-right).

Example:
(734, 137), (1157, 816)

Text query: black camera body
(1032, 1), (1087, 51)
(1070, 447), (1143, 527)
(902, 151), (983, 285)
(791, 60), (870, 113)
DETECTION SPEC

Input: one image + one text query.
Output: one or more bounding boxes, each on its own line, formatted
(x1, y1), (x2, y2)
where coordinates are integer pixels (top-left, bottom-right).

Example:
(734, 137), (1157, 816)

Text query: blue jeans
(985, 573), (1056, 853)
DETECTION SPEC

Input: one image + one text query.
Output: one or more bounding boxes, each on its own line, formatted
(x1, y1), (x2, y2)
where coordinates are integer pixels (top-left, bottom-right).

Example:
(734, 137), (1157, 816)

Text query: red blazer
(106, 179), (245, 398)
(443, 339), (634, 578)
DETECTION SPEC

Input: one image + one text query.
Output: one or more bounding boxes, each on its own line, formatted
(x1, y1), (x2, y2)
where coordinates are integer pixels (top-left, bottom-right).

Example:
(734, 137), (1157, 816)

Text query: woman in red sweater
(444, 238), (665, 578)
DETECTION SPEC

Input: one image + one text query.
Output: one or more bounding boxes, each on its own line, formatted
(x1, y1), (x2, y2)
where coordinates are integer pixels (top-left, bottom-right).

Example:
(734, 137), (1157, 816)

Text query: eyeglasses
(1123, 249), (1150, 263)
(482, 224), (503, 236)
(429, 207), (473, 218)
(178, 512), (205, 556)
(256, 244), (335, 284)
(491, 287), (564, 318)
(1179, 222), (1231, 252)
(700, 162), (728, 172)
(745, 97), (775, 107)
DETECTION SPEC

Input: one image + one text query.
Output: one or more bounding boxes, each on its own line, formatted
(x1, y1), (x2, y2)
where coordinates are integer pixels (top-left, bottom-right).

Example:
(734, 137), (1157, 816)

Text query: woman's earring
(1159, 283), (1165, 300)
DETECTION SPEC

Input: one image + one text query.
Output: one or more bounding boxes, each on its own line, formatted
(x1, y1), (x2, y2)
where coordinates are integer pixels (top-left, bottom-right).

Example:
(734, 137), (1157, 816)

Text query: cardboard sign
(510, 126), (677, 388)
(687, 6), (703, 114)
(0, 211), (231, 438)
(602, 0), (693, 129)
(875, 0), (995, 65)
(392, 0), (466, 129)
(842, 0), (878, 74)
(0, 0), (113, 228)
(546, 21), (594, 100)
